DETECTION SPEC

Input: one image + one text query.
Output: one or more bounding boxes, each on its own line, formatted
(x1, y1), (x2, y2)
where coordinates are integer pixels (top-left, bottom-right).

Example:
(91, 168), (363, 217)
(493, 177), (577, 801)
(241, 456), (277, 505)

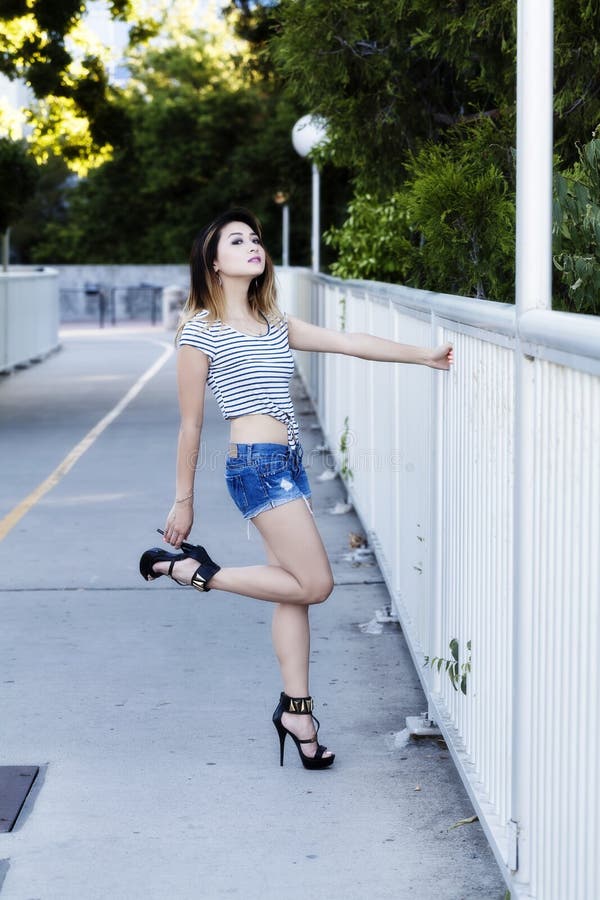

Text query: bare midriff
(229, 413), (288, 446)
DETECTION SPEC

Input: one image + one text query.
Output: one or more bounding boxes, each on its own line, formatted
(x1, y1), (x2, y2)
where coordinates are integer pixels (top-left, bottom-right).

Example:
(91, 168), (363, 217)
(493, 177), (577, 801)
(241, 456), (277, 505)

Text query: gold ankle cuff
(191, 570), (209, 592)
(285, 696), (314, 714)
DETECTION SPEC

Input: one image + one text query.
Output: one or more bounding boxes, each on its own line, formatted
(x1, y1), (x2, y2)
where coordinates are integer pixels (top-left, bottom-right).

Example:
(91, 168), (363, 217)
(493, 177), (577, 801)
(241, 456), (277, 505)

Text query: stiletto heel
(274, 720), (287, 766)
(272, 692), (335, 770)
(140, 536), (221, 591)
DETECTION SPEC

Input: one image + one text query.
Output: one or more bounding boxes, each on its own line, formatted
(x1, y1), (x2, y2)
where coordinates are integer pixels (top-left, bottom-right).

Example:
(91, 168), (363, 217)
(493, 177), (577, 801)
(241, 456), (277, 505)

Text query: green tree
(267, 0), (599, 310)
(0, 0), (135, 147)
(225, 0), (280, 80)
(31, 30), (314, 263)
(272, 0), (600, 193)
(272, 0), (517, 195)
(0, 136), (39, 268)
(326, 118), (515, 302)
(553, 132), (600, 315)
(10, 154), (72, 264)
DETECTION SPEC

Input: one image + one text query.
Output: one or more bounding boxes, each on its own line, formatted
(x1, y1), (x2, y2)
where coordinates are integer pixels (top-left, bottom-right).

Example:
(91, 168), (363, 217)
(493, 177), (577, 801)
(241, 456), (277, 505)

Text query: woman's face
(214, 221), (265, 280)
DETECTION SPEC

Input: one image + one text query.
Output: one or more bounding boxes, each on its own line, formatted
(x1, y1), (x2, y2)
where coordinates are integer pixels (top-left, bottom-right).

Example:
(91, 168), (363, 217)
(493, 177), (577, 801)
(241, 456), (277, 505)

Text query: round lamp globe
(292, 115), (329, 158)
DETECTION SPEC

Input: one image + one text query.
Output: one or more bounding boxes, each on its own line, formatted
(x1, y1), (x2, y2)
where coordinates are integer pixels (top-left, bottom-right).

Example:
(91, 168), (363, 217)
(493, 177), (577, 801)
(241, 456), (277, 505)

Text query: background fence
(59, 284), (163, 325)
(54, 264), (188, 324)
(277, 267), (600, 900)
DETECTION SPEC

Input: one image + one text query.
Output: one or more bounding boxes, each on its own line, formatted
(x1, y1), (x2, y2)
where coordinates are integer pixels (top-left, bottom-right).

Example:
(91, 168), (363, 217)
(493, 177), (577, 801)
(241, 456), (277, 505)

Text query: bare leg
(151, 499), (334, 758)
(271, 604), (310, 693)
(262, 529), (333, 760)
(152, 498), (333, 606)
(266, 550), (311, 696)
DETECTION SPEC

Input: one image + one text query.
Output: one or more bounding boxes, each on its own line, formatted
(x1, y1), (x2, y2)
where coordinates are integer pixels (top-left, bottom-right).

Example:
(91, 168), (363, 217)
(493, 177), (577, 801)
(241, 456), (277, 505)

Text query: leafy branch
(339, 415), (353, 483)
(424, 639), (472, 695)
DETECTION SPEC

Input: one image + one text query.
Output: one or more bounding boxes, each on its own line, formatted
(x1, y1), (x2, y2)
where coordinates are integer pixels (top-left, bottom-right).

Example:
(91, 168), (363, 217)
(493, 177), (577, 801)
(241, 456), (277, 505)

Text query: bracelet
(175, 492), (194, 504)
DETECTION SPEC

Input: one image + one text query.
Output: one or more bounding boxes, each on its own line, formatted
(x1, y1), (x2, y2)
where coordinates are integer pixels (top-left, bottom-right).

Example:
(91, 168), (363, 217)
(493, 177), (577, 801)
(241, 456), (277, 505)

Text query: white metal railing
(277, 267), (600, 900)
(0, 268), (60, 371)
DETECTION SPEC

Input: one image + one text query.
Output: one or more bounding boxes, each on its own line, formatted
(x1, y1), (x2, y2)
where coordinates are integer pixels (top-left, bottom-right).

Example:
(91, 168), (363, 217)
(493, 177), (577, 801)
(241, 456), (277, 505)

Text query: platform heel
(272, 692), (335, 770)
(140, 534), (221, 591)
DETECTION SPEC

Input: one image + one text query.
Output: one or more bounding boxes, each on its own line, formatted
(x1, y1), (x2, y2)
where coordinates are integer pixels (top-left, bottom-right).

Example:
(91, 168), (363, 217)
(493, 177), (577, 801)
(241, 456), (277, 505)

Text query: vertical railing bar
(537, 363), (548, 898)
(472, 336), (481, 761)
(573, 370), (584, 900)
(507, 354), (515, 825)
(513, 0), (555, 886)
(550, 364), (559, 899)
(428, 311), (444, 705)
(586, 379), (600, 898)
(481, 340), (488, 781)
(368, 297), (375, 530)
(563, 369), (574, 900)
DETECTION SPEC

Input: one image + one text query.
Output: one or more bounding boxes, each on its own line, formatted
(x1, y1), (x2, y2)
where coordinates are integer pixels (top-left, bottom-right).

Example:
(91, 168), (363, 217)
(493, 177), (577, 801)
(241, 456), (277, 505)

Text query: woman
(140, 208), (453, 770)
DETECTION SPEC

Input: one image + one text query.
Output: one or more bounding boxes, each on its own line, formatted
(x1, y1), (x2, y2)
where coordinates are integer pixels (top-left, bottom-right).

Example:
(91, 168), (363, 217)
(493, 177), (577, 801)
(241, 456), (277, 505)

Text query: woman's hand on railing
(427, 343), (454, 370)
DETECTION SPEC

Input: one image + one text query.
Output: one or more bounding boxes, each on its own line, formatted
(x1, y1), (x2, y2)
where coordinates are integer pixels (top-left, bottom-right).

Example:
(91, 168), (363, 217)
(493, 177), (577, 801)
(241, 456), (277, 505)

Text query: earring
(214, 271), (222, 287)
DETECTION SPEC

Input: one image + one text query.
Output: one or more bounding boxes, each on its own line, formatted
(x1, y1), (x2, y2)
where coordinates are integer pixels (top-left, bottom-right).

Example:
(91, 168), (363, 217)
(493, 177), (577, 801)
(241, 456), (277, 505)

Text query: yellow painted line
(0, 341), (174, 541)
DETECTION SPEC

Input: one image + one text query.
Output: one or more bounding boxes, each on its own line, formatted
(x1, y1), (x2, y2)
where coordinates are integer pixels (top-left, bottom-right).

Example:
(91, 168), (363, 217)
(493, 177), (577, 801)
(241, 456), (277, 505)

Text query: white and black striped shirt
(179, 309), (300, 447)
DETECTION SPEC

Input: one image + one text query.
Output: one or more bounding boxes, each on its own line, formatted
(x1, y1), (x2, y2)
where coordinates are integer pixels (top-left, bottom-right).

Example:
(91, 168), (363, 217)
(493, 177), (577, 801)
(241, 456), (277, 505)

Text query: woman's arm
(162, 345), (209, 548)
(287, 314), (453, 370)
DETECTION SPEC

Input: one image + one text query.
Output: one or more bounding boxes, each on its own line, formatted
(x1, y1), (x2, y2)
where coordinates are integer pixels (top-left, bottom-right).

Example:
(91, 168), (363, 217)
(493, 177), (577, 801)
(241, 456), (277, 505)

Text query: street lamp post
(274, 191), (290, 267)
(292, 115), (328, 273)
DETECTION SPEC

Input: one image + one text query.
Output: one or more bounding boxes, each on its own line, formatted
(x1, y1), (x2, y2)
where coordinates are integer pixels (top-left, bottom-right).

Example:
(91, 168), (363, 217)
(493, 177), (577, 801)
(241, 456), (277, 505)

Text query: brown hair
(175, 208), (282, 344)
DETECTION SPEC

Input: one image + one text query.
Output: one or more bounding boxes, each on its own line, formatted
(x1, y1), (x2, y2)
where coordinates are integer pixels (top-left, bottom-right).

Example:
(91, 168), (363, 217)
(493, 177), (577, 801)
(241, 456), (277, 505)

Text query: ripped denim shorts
(225, 442), (312, 520)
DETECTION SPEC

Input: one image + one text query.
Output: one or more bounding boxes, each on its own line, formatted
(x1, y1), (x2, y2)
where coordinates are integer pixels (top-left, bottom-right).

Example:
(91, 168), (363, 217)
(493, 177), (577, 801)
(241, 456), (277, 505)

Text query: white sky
(84, 0), (228, 57)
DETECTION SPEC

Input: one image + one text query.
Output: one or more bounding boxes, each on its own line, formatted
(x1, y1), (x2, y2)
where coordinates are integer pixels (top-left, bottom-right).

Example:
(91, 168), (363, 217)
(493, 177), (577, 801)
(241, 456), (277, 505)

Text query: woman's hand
(427, 343), (454, 370)
(162, 502), (194, 548)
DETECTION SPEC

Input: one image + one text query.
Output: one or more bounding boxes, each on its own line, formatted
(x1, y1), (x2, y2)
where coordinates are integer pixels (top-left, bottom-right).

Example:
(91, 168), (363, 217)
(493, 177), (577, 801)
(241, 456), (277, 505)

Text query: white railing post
(515, 2), (554, 315)
(513, 0), (554, 884)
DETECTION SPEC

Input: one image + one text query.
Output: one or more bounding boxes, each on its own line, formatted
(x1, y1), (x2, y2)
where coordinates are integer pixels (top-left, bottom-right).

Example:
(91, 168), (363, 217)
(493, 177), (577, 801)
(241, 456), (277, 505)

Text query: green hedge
(325, 119), (515, 304)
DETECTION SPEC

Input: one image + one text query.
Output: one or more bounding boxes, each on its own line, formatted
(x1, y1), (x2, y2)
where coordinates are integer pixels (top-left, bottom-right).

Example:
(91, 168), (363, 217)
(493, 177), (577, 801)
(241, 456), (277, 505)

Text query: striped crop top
(178, 309), (300, 448)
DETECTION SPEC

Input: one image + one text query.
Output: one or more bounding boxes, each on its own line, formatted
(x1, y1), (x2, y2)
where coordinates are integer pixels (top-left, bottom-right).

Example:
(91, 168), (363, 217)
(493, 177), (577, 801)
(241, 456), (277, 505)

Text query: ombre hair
(175, 208), (282, 344)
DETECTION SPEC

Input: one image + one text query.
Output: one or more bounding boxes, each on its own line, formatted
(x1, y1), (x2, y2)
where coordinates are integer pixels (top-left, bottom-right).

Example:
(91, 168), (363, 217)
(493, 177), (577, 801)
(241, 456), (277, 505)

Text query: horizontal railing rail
(277, 267), (600, 900)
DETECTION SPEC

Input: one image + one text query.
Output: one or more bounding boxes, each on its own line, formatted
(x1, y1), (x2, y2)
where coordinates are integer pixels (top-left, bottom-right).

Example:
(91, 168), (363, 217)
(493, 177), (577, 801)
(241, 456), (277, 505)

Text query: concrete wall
(0, 267), (60, 371)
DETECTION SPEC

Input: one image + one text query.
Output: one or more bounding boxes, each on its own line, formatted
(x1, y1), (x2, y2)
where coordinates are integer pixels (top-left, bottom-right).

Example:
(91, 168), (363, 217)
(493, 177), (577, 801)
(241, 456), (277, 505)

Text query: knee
(305, 573), (334, 605)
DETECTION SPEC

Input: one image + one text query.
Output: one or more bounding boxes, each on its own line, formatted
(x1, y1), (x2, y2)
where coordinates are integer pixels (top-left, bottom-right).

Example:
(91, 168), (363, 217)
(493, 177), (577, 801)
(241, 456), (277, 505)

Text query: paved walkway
(0, 326), (506, 899)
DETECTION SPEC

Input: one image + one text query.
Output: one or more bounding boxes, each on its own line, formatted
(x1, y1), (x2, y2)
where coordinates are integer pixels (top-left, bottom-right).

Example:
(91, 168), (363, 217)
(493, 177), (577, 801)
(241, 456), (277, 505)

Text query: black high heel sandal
(272, 692), (335, 770)
(139, 536), (220, 592)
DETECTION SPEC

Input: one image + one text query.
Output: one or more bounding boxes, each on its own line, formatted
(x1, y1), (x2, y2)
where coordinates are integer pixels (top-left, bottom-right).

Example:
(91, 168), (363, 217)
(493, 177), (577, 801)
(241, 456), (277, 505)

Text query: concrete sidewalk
(0, 327), (506, 899)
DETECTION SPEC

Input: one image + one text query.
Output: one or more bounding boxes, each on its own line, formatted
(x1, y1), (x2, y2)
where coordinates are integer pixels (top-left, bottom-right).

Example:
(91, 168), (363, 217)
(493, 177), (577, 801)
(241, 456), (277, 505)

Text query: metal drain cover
(0, 767), (39, 832)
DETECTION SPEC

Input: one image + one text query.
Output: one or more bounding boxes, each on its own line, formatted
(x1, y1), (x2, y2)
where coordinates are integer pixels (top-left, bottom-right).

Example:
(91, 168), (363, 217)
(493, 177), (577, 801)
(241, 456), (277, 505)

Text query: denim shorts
(225, 442), (312, 519)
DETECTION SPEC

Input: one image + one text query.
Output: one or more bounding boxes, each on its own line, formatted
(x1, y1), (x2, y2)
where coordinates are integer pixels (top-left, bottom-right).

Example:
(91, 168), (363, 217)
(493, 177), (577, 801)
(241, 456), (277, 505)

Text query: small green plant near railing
(424, 639), (472, 695)
(339, 293), (347, 330)
(339, 415), (353, 484)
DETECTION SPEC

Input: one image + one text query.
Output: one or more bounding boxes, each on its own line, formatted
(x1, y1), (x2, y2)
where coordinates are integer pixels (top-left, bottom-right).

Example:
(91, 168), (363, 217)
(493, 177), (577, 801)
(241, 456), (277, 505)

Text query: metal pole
(515, 0), (554, 313)
(512, 0), (554, 888)
(311, 163), (320, 273)
(2, 228), (10, 271)
(282, 203), (290, 267)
